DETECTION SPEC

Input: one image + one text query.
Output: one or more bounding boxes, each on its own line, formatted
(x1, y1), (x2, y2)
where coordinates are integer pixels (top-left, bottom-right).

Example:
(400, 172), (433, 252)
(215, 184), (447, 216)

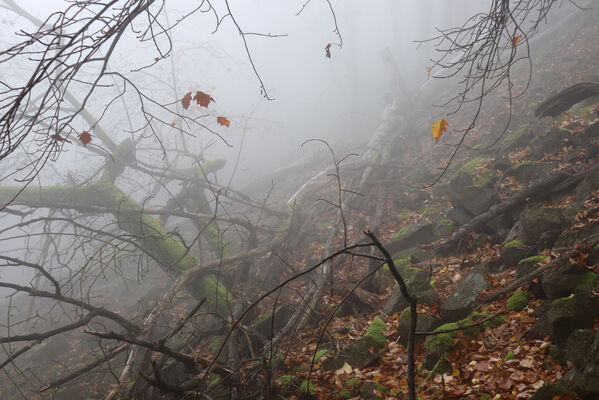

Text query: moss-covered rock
(397, 308), (441, 346)
(440, 265), (490, 322)
(385, 222), (434, 255)
(382, 265), (438, 315)
(322, 317), (387, 371)
(433, 218), (456, 240)
(542, 260), (589, 299)
(519, 207), (563, 245)
(506, 290), (529, 311)
(500, 240), (529, 269)
(364, 317), (386, 348)
(424, 311), (505, 369)
(299, 380), (315, 397)
(528, 294), (596, 347)
(447, 157), (499, 217)
(504, 239), (525, 248)
(508, 161), (558, 183)
(516, 255), (549, 279)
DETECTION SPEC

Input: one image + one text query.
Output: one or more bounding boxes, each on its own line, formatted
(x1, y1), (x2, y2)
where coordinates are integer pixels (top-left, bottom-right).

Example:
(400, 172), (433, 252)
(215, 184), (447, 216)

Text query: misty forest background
(0, 1), (599, 399)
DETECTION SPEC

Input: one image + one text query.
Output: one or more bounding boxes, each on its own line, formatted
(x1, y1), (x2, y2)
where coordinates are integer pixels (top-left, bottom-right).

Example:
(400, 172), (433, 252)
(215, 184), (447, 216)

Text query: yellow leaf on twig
(430, 119), (449, 142)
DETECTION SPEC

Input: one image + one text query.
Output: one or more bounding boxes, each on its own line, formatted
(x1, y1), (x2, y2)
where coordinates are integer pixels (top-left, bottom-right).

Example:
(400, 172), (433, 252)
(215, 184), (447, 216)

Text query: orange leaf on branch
(430, 119), (449, 142)
(193, 90), (214, 107)
(217, 116), (230, 127)
(512, 34), (522, 48)
(78, 131), (92, 147)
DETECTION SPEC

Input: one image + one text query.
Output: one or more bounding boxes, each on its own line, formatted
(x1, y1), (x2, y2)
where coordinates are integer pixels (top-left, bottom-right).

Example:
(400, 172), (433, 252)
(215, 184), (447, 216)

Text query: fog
(0, 0), (488, 185)
(0, 0), (593, 398)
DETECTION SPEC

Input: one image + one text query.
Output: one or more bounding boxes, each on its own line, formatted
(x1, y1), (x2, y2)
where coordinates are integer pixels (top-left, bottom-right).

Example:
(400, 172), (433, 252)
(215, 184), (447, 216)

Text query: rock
(553, 220), (599, 249)
(576, 163), (599, 199)
(417, 289), (441, 307)
(497, 128), (535, 154)
(432, 218), (455, 240)
(528, 127), (565, 160)
(322, 317), (386, 370)
(536, 229), (562, 250)
(361, 381), (388, 400)
(450, 186), (500, 217)
(396, 310), (441, 346)
(384, 222), (433, 255)
(518, 207), (563, 245)
(567, 328), (599, 399)
(446, 206), (472, 226)
(565, 329), (595, 367)
(527, 294), (596, 347)
(423, 311), (505, 369)
(447, 157), (500, 217)
(252, 303), (295, 339)
(490, 154), (512, 171)
(588, 244), (599, 266)
(516, 255), (548, 278)
(529, 383), (563, 400)
(500, 239), (530, 269)
(507, 161), (558, 183)
(506, 290), (529, 311)
(382, 266), (436, 315)
(571, 121), (599, 162)
(440, 265), (490, 322)
(542, 260), (589, 299)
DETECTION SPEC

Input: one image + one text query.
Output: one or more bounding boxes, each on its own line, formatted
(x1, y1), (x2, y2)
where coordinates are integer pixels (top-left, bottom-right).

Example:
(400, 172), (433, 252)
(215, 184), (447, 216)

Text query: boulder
(384, 222), (433, 256)
(440, 265), (490, 322)
(527, 294), (596, 347)
(396, 310), (441, 346)
(382, 266), (437, 315)
(446, 206), (472, 226)
(322, 317), (386, 370)
(432, 218), (456, 240)
(528, 127), (566, 160)
(518, 207), (563, 245)
(252, 303), (295, 339)
(496, 128), (535, 154)
(516, 256), (549, 279)
(507, 161), (558, 183)
(529, 384), (564, 400)
(450, 186), (499, 217)
(499, 239), (530, 269)
(571, 121), (599, 161)
(553, 220), (599, 249)
(576, 163), (599, 199)
(423, 311), (505, 369)
(567, 328), (599, 400)
(447, 157), (500, 217)
(541, 260), (589, 299)
(565, 329), (595, 368)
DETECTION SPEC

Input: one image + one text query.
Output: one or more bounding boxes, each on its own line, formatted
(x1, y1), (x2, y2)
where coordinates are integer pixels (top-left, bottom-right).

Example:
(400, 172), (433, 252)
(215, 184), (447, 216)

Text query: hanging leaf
(181, 92), (192, 110)
(193, 90), (214, 107)
(430, 119), (449, 142)
(325, 43), (332, 58)
(426, 66), (433, 80)
(78, 131), (92, 147)
(217, 116), (230, 127)
(512, 34), (522, 48)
